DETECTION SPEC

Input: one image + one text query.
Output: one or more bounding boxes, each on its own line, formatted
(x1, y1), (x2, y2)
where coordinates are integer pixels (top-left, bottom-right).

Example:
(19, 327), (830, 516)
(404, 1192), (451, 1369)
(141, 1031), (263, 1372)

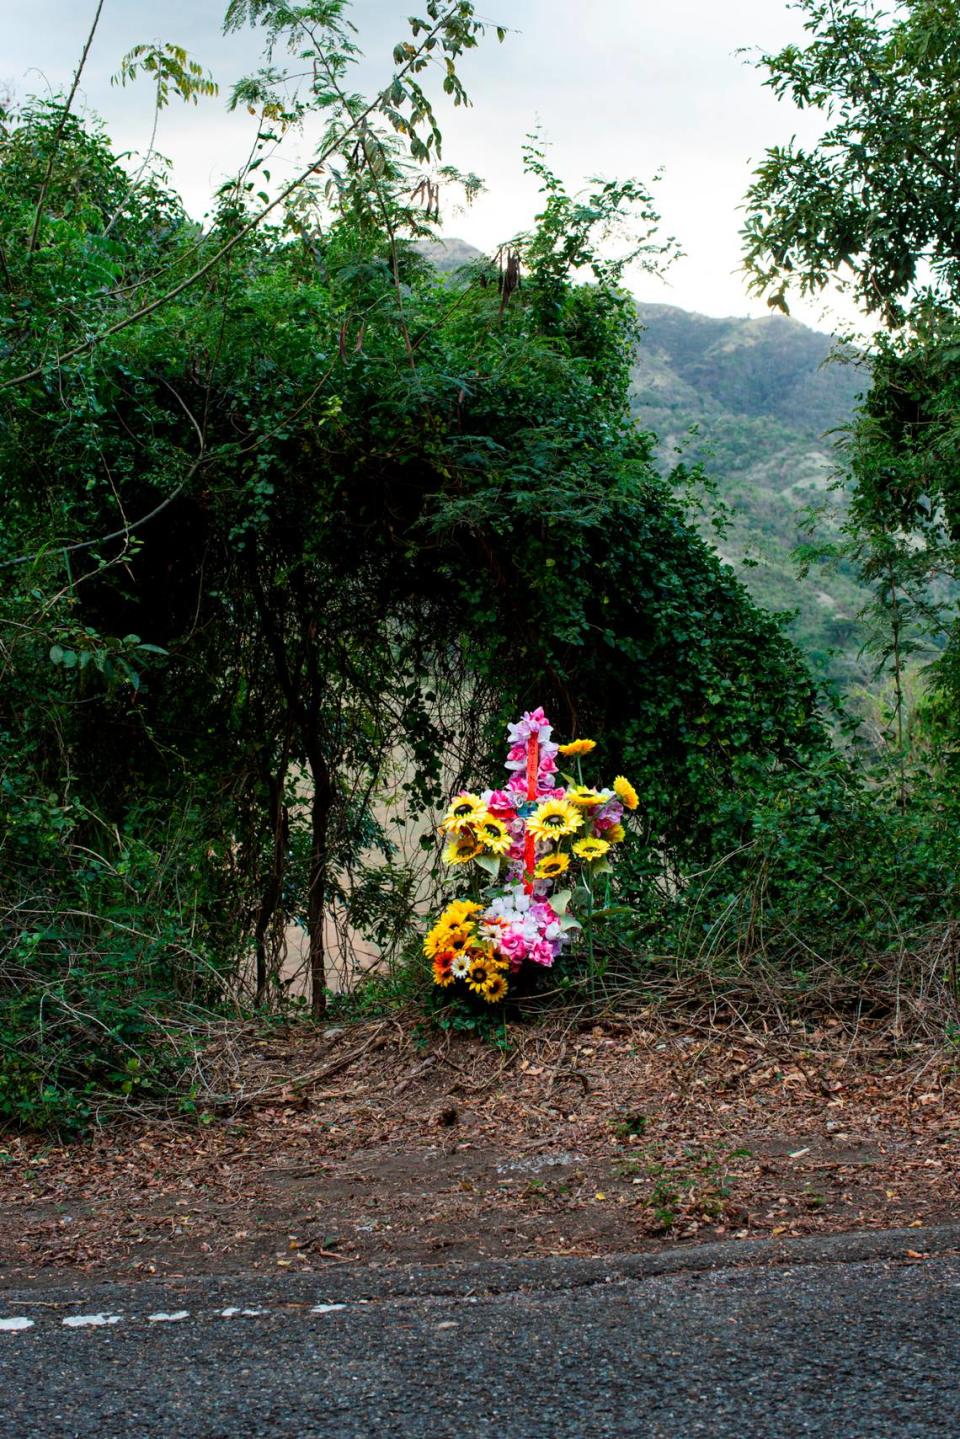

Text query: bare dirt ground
(2, 1014), (958, 1286)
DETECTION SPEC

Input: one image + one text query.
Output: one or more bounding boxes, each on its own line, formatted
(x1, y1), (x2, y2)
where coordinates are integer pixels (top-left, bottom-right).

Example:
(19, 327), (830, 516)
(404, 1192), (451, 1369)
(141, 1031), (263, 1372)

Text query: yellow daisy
(573, 836), (611, 862)
(483, 973), (509, 1004)
(567, 785), (605, 809)
(558, 739), (597, 757)
(613, 776), (639, 811)
(439, 792), (487, 832)
(527, 798), (583, 842)
(474, 813), (511, 856)
(535, 852), (570, 880)
(443, 834), (483, 866)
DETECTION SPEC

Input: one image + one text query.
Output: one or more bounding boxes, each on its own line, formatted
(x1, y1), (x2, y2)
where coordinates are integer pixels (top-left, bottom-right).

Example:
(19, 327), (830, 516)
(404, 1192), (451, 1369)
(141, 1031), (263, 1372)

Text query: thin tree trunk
(306, 750), (332, 1017)
(253, 752), (290, 1005)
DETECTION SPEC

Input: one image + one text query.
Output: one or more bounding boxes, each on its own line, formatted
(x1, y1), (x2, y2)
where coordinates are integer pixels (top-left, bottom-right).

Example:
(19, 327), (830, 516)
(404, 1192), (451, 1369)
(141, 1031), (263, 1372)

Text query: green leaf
(474, 854), (501, 877)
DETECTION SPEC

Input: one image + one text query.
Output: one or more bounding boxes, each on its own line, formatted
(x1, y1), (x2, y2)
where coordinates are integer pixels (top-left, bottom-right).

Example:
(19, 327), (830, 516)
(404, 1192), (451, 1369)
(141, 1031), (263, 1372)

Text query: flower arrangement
(423, 708), (638, 1004)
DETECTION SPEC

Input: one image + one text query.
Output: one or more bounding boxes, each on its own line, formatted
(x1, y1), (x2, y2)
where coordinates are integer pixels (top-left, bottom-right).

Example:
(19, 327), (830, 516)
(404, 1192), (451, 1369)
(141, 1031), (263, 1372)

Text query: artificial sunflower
(604, 822), (626, 844)
(423, 925), (449, 958)
(483, 973), (509, 1004)
(439, 792), (487, 832)
(474, 813), (511, 856)
(558, 739), (596, 757)
(573, 836), (611, 862)
(445, 925), (474, 954)
(613, 775), (639, 811)
(466, 954), (495, 994)
(443, 899), (482, 926)
(566, 785), (604, 809)
(527, 798), (583, 842)
(535, 851), (570, 880)
(443, 833), (483, 866)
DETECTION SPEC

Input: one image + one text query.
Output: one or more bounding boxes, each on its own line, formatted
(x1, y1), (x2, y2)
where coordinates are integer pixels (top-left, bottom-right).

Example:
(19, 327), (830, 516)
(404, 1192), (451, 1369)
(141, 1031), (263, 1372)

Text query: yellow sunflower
(443, 899), (482, 926)
(535, 851), (570, 880)
(573, 836), (611, 862)
(483, 973), (509, 1004)
(558, 739), (597, 757)
(443, 833), (483, 866)
(474, 813), (512, 856)
(527, 798), (583, 842)
(605, 822), (626, 844)
(439, 792), (487, 832)
(423, 925), (450, 958)
(444, 925), (475, 955)
(466, 953), (497, 995)
(566, 785), (604, 809)
(613, 775), (639, 811)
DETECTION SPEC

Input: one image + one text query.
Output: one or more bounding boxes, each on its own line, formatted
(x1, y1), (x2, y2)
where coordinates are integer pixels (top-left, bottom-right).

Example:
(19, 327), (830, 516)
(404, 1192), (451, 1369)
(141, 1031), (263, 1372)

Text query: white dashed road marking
(1, 1301), (349, 1335)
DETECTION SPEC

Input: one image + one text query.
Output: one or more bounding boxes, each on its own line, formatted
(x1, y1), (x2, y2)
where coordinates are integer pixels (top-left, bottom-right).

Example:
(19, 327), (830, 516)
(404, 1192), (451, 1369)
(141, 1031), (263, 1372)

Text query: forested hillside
(630, 302), (869, 687)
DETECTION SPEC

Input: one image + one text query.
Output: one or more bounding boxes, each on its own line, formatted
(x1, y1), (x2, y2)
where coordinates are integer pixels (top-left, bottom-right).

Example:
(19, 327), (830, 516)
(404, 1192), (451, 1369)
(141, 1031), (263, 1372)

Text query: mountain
(630, 302), (870, 687)
(425, 241), (872, 687)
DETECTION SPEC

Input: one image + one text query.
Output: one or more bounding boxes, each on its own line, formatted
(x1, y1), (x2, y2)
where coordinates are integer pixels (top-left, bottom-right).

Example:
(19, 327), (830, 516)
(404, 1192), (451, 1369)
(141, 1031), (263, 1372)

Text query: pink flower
(486, 789), (518, 819)
(506, 708), (554, 748)
(594, 798), (623, 832)
(500, 929), (528, 962)
(528, 940), (555, 967)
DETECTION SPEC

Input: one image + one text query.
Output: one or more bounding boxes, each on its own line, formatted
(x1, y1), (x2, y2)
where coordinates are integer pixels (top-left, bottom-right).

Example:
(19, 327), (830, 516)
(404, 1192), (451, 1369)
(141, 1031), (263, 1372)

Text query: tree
(742, 0), (960, 326)
(742, 0), (960, 775)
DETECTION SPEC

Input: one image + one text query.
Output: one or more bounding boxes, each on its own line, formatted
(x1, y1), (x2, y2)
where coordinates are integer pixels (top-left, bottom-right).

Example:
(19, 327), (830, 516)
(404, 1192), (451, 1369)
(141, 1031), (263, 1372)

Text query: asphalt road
(3, 1239), (959, 1437)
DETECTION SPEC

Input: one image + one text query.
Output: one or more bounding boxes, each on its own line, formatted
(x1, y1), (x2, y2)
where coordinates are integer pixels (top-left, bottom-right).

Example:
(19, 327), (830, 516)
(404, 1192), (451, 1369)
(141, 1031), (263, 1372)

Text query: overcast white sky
(2, 1), (841, 327)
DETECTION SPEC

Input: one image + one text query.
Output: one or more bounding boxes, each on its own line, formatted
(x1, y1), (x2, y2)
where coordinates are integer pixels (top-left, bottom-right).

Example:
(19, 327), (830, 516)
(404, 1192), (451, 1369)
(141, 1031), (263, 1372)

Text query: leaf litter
(1, 1014), (957, 1285)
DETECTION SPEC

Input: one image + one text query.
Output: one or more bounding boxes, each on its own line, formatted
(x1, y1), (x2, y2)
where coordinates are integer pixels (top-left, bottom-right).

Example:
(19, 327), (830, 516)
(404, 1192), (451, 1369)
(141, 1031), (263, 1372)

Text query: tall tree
(742, 0), (960, 770)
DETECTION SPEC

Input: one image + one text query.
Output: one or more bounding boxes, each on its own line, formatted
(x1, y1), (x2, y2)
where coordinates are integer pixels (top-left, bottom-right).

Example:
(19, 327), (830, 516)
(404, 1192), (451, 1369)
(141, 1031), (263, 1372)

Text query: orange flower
(432, 951), (455, 987)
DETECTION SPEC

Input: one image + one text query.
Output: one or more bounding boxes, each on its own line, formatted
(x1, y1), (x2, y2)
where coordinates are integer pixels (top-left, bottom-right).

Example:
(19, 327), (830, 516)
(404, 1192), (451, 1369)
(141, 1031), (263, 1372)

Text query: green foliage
(25, 0), (959, 1126)
(743, 0), (960, 323)
(0, 63), (826, 1123)
(742, 0), (960, 783)
(604, 744), (960, 1012)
